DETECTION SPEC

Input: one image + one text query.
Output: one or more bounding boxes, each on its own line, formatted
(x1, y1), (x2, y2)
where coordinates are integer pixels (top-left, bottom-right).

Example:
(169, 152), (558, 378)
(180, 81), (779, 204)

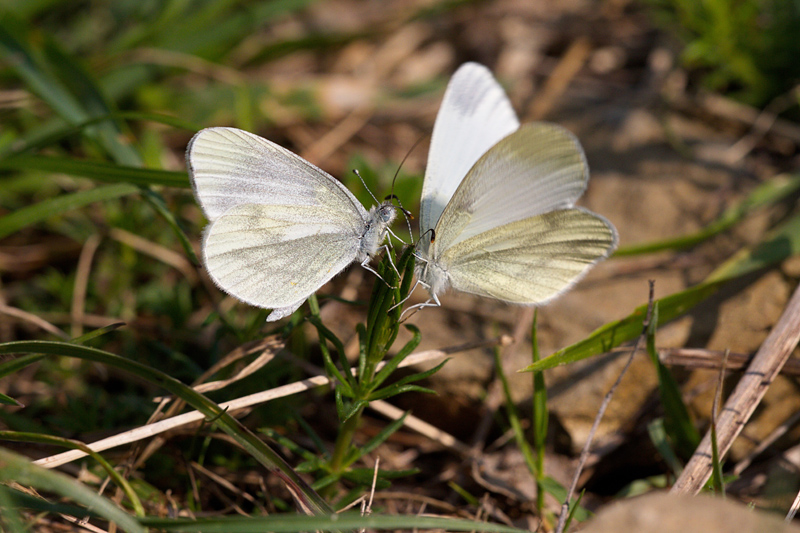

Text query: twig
(787, 486), (800, 523)
(152, 337), (283, 400)
(659, 347), (800, 376)
(555, 280), (656, 533)
(733, 409), (800, 476)
(528, 37), (592, 120)
(368, 400), (471, 456)
(365, 457), (379, 517)
(109, 228), (198, 283)
(70, 234), (102, 338)
(671, 281), (800, 494)
(300, 110), (372, 165)
(677, 91), (800, 145)
(190, 461), (256, 504)
(0, 304), (68, 339)
(34, 341), (500, 468)
(723, 85), (800, 164)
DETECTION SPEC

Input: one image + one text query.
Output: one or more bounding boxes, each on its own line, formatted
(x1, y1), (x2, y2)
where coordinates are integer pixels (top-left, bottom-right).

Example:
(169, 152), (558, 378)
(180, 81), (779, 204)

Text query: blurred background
(2, 0), (800, 528)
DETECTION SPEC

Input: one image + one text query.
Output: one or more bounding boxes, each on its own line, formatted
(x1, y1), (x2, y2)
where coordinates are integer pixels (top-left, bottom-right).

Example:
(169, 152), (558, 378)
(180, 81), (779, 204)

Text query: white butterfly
(187, 127), (397, 321)
(415, 63), (617, 308)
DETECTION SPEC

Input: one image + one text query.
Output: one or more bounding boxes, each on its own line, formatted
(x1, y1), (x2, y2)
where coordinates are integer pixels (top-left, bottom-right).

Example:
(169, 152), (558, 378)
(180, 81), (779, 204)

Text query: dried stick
(70, 234), (101, 338)
(787, 485), (800, 522)
(659, 347), (800, 376)
(555, 281), (655, 533)
(34, 339), (506, 469)
(733, 409), (800, 476)
(528, 36), (592, 120)
(671, 281), (800, 494)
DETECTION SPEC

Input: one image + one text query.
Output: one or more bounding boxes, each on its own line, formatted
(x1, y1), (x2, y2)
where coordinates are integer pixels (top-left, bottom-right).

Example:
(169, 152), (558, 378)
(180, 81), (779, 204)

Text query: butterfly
(414, 63), (617, 308)
(187, 127), (396, 321)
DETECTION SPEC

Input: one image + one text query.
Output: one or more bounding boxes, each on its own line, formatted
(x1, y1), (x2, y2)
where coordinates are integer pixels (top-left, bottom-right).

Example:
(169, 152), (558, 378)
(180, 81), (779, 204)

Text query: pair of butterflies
(187, 63), (618, 321)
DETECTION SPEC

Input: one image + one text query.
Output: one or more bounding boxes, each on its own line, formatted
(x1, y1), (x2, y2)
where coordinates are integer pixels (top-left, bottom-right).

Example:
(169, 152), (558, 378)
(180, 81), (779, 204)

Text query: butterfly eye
(379, 206), (395, 222)
(430, 229), (436, 243)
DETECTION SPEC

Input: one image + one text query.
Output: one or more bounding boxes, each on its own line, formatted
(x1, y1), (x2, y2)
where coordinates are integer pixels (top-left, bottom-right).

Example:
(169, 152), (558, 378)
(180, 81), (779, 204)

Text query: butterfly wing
(203, 203), (364, 319)
(440, 208), (617, 304)
(187, 127), (368, 221)
(187, 127), (371, 320)
(432, 123), (591, 250)
(420, 63), (520, 239)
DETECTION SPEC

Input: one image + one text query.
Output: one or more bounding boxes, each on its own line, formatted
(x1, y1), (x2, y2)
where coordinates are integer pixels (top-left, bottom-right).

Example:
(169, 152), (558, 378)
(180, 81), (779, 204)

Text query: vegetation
(1, 0), (799, 531)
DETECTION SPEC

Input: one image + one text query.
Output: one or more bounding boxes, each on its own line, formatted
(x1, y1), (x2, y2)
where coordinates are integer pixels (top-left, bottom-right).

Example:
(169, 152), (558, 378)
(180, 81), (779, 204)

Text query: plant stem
(329, 404), (364, 473)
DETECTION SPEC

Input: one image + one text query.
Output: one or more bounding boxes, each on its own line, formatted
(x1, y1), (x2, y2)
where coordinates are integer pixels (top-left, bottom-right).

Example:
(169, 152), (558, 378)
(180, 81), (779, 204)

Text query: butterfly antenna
(389, 133), (426, 196)
(353, 169), (381, 206)
(386, 196), (413, 244)
(384, 133), (427, 243)
(416, 228), (435, 248)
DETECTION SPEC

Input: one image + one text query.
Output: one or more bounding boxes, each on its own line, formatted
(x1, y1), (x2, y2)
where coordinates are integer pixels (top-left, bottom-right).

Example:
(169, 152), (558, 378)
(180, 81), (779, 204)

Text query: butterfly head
(358, 203), (398, 260)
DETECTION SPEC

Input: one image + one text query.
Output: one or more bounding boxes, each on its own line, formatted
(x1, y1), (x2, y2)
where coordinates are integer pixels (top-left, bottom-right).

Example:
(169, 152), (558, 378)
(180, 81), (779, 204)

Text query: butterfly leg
(360, 259), (389, 286)
(396, 280), (442, 320)
(361, 244), (401, 281)
(387, 227), (409, 246)
(389, 278), (422, 313)
(379, 244), (402, 278)
(360, 249), (401, 288)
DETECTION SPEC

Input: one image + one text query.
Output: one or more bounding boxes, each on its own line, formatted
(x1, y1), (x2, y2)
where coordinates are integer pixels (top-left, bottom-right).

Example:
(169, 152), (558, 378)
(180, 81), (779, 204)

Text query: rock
(581, 492), (800, 533)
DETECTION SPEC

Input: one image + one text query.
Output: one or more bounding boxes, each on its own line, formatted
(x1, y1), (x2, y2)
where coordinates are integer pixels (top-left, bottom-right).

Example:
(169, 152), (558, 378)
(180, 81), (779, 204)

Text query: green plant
(648, 0), (800, 106)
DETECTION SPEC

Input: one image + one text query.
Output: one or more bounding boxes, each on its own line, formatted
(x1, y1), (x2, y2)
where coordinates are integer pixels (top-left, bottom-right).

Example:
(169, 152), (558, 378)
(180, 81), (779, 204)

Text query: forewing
(433, 123), (589, 250)
(187, 127), (367, 223)
(441, 209), (617, 304)
(203, 203), (362, 311)
(421, 63), (519, 236)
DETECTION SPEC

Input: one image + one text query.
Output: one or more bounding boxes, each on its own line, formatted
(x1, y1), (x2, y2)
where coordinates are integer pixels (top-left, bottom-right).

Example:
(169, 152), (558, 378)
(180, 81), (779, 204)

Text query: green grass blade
(370, 325), (422, 391)
(140, 511), (529, 532)
(140, 188), (199, 265)
(342, 411), (408, 468)
(70, 322), (126, 344)
(0, 431), (145, 516)
(0, 18), (142, 166)
(647, 419), (684, 476)
(0, 183), (138, 240)
(0, 155), (189, 187)
(707, 212), (800, 282)
(0, 111), (198, 160)
(495, 345), (537, 476)
(521, 280), (723, 373)
(710, 350), (727, 496)
(0, 446), (147, 533)
(531, 311), (548, 514)
(539, 477), (590, 522)
(646, 303), (700, 458)
(0, 340), (334, 515)
(562, 489), (586, 531)
(710, 414), (724, 495)
(616, 173), (800, 256)
(0, 392), (22, 407)
(0, 19), (87, 125)
(369, 357), (441, 401)
(41, 37), (141, 166)
(0, 485), (27, 533)
(524, 208), (800, 374)
(0, 353), (46, 379)
(0, 485), (101, 520)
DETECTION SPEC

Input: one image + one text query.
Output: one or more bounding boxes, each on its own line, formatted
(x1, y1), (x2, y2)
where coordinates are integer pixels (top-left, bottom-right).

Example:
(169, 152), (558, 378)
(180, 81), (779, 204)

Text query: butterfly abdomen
(415, 254), (450, 298)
